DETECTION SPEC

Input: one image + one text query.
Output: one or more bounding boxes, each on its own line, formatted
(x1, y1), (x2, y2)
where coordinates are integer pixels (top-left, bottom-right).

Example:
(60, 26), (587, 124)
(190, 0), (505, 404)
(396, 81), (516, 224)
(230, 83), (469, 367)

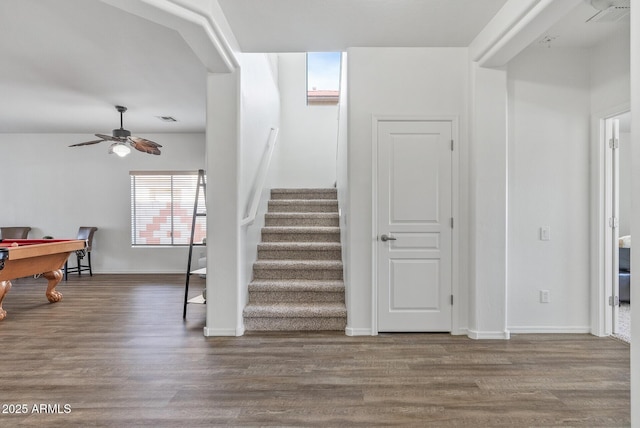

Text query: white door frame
(371, 115), (460, 335)
(591, 103), (629, 337)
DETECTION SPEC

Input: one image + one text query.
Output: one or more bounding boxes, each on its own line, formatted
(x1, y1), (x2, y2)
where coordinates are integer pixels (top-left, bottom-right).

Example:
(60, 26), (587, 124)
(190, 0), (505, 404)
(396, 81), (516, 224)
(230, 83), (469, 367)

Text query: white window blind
(130, 171), (206, 246)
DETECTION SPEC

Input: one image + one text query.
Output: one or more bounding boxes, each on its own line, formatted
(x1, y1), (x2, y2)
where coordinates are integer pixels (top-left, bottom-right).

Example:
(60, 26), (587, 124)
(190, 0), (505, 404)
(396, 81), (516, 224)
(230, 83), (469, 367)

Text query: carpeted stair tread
(269, 199), (338, 205)
(262, 226), (340, 234)
(265, 212), (339, 227)
(258, 242), (342, 260)
(253, 261), (343, 280)
(244, 187), (345, 331)
(249, 279), (345, 292)
(258, 242), (342, 250)
(271, 188), (337, 200)
(253, 260), (343, 269)
(243, 302), (347, 318)
(266, 213), (339, 219)
(261, 227), (341, 243)
(268, 200), (338, 213)
(243, 317), (346, 331)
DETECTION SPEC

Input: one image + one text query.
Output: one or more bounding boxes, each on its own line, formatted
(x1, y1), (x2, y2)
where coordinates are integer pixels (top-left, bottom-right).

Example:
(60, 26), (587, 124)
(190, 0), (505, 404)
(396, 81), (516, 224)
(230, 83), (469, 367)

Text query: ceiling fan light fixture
(110, 143), (131, 157)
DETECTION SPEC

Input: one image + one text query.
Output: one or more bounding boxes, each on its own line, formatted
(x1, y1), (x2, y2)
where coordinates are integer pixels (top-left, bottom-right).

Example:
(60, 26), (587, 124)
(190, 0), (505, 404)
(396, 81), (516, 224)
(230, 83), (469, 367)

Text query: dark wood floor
(0, 274), (630, 427)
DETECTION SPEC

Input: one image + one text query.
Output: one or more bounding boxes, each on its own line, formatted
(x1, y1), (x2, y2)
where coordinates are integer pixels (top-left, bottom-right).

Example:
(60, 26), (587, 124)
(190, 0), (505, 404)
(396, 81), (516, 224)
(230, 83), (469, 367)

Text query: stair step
(244, 302), (347, 317)
(253, 260), (343, 280)
(262, 226), (340, 243)
(271, 188), (337, 200)
(258, 242), (342, 260)
(244, 316), (346, 331)
(243, 302), (347, 331)
(249, 279), (345, 292)
(243, 188), (345, 332)
(265, 213), (339, 227)
(248, 280), (345, 303)
(268, 200), (338, 213)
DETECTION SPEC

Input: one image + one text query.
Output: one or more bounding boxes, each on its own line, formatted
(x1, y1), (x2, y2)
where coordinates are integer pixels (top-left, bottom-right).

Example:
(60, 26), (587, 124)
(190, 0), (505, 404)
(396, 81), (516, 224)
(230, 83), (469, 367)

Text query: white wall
(589, 24), (631, 244)
(507, 47), (591, 332)
(204, 52), (281, 336)
(587, 21), (631, 336)
(468, 64), (508, 339)
(205, 70), (241, 336)
(272, 53), (337, 188)
(590, 25), (631, 115)
(239, 53), (281, 214)
(336, 53), (350, 333)
(0, 132), (205, 273)
(346, 47), (469, 334)
(238, 53), (281, 324)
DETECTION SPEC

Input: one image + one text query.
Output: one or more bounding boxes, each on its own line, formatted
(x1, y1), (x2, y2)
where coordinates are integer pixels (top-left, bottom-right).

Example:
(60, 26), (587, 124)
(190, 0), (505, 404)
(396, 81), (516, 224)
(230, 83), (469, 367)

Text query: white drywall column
(468, 63), (509, 339)
(630, 0), (639, 423)
(204, 70), (241, 336)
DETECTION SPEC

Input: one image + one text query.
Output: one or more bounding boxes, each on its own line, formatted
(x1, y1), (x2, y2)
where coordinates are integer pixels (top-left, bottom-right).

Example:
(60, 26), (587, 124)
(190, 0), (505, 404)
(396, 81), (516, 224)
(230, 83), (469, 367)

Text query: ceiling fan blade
(69, 107), (164, 156)
(129, 136), (162, 155)
(69, 139), (105, 147)
(95, 133), (122, 142)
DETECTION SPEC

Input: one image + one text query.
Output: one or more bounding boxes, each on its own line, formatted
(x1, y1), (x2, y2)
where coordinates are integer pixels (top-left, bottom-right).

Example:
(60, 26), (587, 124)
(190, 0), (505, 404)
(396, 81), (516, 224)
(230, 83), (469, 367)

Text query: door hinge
(609, 138), (619, 149)
(451, 295), (454, 305)
(609, 295), (620, 306)
(609, 217), (619, 228)
(451, 139), (454, 151)
(451, 218), (454, 228)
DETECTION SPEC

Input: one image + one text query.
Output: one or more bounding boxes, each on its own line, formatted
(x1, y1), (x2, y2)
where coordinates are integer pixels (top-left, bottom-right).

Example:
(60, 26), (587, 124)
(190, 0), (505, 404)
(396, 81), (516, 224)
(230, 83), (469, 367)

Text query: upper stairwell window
(306, 52), (341, 106)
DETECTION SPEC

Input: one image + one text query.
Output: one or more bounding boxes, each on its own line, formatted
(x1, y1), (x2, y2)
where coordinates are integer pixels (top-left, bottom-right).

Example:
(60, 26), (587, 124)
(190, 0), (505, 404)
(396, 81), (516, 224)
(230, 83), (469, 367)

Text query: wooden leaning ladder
(183, 169), (206, 319)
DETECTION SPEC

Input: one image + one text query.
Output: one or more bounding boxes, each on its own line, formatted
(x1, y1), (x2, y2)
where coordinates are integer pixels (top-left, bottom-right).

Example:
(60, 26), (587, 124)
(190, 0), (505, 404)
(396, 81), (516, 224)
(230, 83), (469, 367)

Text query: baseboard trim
(508, 326), (591, 334)
(346, 327), (470, 337)
(345, 327), (373, 336)
(77, 271), (186, 275)
(467, 329), (511, 340)
(203, 327), (237, 337)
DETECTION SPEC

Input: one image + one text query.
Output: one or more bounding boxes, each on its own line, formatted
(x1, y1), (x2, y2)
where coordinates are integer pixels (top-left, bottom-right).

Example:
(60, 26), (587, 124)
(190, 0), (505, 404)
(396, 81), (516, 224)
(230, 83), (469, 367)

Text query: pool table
(0, 239), (86, 320)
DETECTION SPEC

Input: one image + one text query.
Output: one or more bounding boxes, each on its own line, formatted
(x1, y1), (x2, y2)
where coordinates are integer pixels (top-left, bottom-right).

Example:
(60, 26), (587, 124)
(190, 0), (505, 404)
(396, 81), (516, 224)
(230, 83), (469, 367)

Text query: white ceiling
(0, 0), (207, 134)
(529, 1), (630, 48)
(0, 0), (630, 135)
(217, 0), (508, 51)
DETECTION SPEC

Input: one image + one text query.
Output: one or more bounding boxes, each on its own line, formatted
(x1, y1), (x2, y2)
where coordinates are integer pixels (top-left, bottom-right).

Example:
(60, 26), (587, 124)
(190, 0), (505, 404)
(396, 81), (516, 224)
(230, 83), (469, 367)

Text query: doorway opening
(603, 111), (631, 343)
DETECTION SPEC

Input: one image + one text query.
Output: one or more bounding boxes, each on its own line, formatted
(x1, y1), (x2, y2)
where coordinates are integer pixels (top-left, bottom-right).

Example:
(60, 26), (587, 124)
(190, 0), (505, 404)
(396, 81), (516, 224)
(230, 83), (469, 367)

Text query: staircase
(243, 188), (346, 331)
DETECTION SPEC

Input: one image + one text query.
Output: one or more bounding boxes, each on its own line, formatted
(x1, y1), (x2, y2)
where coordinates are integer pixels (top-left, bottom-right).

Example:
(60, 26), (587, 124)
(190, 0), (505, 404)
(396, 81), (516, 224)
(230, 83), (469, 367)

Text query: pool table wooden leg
(42, 270), (63, 303)
(0, 280), (11, 320)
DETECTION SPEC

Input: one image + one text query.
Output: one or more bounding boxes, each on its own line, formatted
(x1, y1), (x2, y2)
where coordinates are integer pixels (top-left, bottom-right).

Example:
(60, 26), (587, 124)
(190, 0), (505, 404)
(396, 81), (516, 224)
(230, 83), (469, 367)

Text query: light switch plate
(540, 290), (550, 303)
(540, 226), (551, 241)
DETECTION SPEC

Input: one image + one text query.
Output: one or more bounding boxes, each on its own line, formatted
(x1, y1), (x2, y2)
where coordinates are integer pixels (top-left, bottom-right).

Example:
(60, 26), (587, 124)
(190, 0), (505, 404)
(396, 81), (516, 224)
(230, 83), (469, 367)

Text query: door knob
(380, 234), (397, 242)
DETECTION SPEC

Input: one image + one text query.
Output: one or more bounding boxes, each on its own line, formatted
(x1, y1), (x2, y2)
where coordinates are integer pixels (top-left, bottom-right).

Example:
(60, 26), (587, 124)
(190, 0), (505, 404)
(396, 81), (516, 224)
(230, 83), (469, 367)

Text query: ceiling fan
(69, 105), (162, 156)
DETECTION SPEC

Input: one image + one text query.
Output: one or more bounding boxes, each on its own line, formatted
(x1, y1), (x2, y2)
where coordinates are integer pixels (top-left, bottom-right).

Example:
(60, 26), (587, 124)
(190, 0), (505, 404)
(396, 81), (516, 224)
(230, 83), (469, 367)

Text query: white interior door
(376, 120), (453, 332)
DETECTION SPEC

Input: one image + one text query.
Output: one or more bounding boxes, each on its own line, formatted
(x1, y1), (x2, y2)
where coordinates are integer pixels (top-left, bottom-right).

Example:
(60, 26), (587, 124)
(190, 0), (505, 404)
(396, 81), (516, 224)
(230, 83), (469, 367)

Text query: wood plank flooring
(0, 274), (630, 427)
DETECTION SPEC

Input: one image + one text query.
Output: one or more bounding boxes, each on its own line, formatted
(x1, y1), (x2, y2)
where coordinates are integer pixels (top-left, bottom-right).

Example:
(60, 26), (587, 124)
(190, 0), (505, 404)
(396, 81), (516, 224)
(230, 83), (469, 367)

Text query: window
(130, 171), (206, 246)
(306, 52), (341, 105)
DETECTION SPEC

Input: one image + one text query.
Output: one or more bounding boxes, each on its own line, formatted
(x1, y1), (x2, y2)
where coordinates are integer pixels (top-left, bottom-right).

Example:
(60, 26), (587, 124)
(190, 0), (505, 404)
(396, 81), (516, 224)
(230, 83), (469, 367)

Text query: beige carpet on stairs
(243, 188), (346, 331)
